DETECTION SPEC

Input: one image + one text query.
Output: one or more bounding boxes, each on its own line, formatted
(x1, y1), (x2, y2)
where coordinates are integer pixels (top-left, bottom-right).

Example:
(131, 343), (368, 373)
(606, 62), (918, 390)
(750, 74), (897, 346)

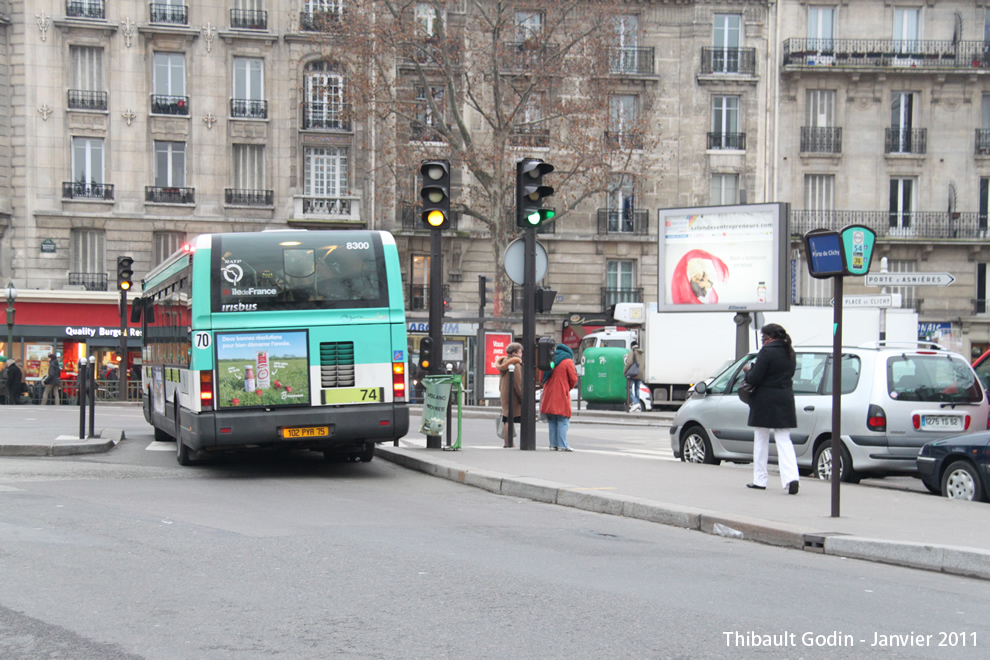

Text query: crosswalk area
(396, 434), (677, 461)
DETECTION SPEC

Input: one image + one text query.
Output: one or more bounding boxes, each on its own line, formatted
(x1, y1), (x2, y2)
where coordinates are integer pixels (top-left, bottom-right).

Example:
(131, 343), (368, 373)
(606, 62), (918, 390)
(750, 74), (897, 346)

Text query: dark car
(917, 432), (990, 502)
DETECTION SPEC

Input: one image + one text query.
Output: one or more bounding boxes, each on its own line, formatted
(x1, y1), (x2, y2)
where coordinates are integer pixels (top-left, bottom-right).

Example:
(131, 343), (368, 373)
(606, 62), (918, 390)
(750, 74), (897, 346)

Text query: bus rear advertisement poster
(215, 330), (310, 408)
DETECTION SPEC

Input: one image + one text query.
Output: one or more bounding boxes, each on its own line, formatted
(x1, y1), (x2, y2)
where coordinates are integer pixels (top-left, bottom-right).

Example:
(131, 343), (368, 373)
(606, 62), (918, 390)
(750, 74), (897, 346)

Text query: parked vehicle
(972, 349), (990, 392)
(917, 432), (990, 502)
(670, 342), (989, 482)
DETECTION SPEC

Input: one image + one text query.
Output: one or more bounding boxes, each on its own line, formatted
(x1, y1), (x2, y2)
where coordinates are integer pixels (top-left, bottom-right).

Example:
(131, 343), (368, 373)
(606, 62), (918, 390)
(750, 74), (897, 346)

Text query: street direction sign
(833, 294), (895, 308)
(865, 272), (955, 287)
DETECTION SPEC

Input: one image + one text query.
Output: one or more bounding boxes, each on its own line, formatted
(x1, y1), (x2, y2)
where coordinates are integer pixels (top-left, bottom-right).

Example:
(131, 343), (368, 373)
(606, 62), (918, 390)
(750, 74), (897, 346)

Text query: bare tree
(332, 0), (661, 317)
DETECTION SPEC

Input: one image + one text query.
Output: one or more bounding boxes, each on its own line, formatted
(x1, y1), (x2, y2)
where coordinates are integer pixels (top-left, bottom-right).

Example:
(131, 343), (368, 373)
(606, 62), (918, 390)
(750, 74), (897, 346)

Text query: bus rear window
(212, 232), (388, 312)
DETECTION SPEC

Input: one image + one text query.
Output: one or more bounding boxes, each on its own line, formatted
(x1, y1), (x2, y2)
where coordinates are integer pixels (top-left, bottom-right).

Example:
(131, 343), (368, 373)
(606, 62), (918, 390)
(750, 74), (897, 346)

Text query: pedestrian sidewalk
(376, 408), (990, 581)
(0, 406), (124, 456)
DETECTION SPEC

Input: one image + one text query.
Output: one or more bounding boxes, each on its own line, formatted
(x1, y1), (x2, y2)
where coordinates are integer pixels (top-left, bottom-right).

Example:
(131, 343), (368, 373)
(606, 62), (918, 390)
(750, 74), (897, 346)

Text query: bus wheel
(176, 438), (194, 466)
(358, 442), (375, 463)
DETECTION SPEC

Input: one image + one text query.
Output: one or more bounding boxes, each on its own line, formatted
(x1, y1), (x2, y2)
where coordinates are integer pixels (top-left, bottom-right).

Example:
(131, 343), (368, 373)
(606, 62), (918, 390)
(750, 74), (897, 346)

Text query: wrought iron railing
(231, 99), (267, 119)
(299, 10), (342, 32)
(410, 121), (445, 143)
(302, 197), (352, 216)
(707, 132), (746, 150)
(62, 181), (114, 200)
(150, 3), (188, 25)
(701, 47), (757, 75)
(601, 287), (643, 310)
(604, 131), (644, 150)
(68, 272), (108, 291)
(597, 209), (649, 235)
(302, 102), (351, 130)
(503, 41), (559, 70)
(783, 38), (990, 69)
(509, 126), (550, 148)
(66, 0), (105, 20)
(68, 90), (108, 111)
(408, 284), (450, 311)
(609, 47), (655, 75)
(146, 186), (195, 204)
(791, 210), (990, 240)
(230, 8), (267, 30)
(800, 126), (842, 153)
(976, 129), (990, 155)
(225, 189), (273, 206)
(151, 94), (189, 115)
(885, 128), (927, 154)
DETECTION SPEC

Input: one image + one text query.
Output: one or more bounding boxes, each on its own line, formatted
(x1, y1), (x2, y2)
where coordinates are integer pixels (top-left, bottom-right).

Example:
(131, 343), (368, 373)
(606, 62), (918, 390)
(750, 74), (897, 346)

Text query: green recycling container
(580, 347), (629, 402)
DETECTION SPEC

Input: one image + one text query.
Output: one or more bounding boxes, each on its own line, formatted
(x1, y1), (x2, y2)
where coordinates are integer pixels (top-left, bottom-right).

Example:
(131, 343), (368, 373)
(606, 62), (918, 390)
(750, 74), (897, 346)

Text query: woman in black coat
(742, 323), (799, 494)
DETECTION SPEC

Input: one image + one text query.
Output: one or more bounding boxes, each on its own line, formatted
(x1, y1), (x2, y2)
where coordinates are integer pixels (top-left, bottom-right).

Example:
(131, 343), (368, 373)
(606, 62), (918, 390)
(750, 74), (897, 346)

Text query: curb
(0, 429), (124, 457)
(374, 445), (990, 580)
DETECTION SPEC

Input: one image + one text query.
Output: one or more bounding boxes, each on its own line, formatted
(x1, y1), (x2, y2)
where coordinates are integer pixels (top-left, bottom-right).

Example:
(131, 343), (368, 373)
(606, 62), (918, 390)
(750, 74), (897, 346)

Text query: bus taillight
(200, 370), (214, 411)
(392, 362), (406, 401)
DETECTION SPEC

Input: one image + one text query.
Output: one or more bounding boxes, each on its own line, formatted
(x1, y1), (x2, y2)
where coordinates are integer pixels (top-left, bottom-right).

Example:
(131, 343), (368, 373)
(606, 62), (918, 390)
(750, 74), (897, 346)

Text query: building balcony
(782, 38), (990, 70)
(299, 10), (342, 32)
(791, 210), (989, 240)
(67, 89), (108, 111)
(66, 0), (105, 20)
(707, 132), (746, 150)
(399, 203), (460, 231)
(410, 121), (445, 143)
(800, 126), (842, 154)
(502, 41), (559, 71)
(609, 47), (655, 75)
(975, 129), (990, 156)
(294, 195), (360, 221)
(231, 98), (267, 119)
(604, 131), (643, 150)
(230, 8), (267, 30)
(701, 47), (757, 75)
(151, 94), (189, 116)
(601, 287), (643, 310)
(150, 3), (188, 25)
(597, 209), (648, 236)
(301, 102), (351, 130)
(509, 125), (550, 148)
(68, 273), (108, 291)
(146, 186), (195, 204)
(225, 189), (273, 206)
(408, 284), (450, 312)
(62, 181), (114, 201)
(885, 128), (927, 155)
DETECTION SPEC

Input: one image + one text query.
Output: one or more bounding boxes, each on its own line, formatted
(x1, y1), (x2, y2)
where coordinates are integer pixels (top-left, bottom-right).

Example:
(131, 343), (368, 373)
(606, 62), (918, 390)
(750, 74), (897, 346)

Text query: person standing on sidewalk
(41, 353), (61, 406)
(540, 343), (578, 451)
(623, 341), (644, 412)
(5, 359), (24, 405)
(742, 323), (799, 494)
(496, 342), (523, 448)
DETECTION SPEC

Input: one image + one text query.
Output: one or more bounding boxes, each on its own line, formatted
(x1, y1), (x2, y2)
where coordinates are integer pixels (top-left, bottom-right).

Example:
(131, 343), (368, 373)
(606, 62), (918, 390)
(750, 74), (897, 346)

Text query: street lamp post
(2, 281), (16, 359)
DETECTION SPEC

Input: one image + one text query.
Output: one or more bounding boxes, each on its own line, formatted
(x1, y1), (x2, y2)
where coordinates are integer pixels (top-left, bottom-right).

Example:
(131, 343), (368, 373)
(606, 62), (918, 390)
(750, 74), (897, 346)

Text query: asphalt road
(1, 412), (988, 658)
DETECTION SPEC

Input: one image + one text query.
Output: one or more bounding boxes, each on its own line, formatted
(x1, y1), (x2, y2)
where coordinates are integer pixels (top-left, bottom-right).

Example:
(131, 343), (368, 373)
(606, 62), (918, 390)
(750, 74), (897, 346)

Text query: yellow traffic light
(427, 209), (446, 227)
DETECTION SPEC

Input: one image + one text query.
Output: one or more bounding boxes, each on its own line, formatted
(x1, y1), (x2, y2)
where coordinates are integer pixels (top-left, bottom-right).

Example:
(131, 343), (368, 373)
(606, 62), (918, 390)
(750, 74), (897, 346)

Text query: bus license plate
(920, 415), (963, 431)
(280, 426), (330, 439)
(322, 387), (384, 405)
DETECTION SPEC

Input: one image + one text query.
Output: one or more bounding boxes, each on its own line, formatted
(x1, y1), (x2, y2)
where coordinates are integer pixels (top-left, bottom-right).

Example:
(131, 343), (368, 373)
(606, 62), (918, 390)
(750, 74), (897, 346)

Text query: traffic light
(516, 158), (554, 229)
(536, 336), (555, 372)
(116, 256), (134, 292)
(420, 159), (451, 229)
(478, 275), (493, 308)
(535, 287), (556, 313)
(418, 337), (434, 371)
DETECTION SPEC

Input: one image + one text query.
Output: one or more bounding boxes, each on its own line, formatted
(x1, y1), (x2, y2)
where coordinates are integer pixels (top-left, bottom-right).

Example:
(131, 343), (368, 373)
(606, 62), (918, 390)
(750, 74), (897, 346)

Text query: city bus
(131, 230), (409, 465)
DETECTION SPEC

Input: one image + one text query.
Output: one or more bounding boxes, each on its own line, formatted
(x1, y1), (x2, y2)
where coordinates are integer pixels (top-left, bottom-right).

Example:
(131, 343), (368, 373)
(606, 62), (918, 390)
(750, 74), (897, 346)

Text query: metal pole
(119, 289), (128, 401)
(520, 228), (536, 451)
(426, 228), (443, 449)
(88, 357), (97, 439)
(78, 361), (87, 439)
(830, 276), (843, 517)
(507, 363), (515, 448)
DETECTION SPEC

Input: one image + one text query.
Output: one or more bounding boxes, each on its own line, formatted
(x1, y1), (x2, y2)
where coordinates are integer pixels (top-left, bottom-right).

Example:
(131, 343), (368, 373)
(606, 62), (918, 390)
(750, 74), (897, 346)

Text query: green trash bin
(580, 347), (629, 403)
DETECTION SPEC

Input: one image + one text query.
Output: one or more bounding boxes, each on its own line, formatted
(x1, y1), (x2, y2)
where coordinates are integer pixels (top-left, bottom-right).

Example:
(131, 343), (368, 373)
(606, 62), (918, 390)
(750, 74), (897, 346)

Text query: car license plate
(280, 426), (330, 439)
(322, 387), (384, 405)
(920, 415), (963, 431)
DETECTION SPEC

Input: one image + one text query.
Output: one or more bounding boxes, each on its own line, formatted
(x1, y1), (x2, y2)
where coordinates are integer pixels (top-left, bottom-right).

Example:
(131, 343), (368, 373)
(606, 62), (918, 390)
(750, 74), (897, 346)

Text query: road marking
(567, 486), (617, 491)
(0, 485), (23, 492)
(145, 441), (175, 451)
(577, 448), (678, 462)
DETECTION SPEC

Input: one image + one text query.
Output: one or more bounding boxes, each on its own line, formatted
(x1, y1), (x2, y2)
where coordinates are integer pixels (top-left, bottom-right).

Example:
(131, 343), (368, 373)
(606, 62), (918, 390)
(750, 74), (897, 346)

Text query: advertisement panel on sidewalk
(484, 332), (513, 399)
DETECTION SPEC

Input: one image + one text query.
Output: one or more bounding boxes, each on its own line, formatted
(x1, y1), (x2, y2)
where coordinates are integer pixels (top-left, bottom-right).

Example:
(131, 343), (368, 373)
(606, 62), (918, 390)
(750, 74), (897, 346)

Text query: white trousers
(752, 427), (800, 488)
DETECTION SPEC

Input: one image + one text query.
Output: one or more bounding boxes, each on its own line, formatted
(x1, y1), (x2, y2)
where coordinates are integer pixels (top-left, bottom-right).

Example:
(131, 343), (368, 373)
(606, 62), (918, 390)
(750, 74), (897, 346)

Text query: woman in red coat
(539, 344), (578, 451)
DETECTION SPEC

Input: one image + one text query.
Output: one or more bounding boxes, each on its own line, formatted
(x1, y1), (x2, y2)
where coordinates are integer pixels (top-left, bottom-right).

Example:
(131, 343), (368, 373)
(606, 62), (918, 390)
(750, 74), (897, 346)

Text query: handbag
(738, 380), (757, 405)
(624, 361), (639, 379)
(496, 415), (505, 440)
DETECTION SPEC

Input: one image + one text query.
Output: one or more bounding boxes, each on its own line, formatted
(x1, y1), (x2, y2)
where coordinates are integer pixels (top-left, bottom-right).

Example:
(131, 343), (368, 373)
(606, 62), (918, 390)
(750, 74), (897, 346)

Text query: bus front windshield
(212, 232), (388, 312)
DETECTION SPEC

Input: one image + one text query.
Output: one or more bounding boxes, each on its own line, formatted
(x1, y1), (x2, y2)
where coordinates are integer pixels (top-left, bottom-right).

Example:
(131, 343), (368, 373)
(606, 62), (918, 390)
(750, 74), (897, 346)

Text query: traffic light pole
(118, 288), (128, 402)
(426, 227), (443, 449)
(520, 228), (537, 451)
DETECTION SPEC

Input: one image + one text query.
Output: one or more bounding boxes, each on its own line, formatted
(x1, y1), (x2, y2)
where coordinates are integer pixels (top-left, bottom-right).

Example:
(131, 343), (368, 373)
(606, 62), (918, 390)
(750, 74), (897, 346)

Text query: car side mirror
(693, 381), (707, 395)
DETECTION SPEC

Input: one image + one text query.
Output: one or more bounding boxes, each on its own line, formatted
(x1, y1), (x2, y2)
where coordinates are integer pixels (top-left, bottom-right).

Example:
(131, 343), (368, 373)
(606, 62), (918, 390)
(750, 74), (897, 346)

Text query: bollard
(87, 356), (96, 438)
(78, 361), (87, 439)
(506, 364), (515, 448)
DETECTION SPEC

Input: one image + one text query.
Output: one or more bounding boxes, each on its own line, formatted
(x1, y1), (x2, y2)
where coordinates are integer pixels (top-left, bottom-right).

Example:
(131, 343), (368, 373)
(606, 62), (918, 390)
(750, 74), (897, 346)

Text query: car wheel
(941, 461), (986, 502)
(812, 441), (861, 484)
(681, 425), (720, 465)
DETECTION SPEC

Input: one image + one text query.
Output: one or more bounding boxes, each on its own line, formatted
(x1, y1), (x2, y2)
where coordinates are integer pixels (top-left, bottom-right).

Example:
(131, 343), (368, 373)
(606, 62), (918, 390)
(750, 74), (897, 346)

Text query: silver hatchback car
(670, 342), (989, 482)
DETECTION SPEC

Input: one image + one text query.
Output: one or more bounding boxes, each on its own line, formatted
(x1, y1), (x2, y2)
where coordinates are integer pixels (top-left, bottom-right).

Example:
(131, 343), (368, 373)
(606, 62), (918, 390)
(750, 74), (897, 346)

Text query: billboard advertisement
(215, 330), (310, 408)
(484, 332), (513, 399)
(657, 203), (790, 312)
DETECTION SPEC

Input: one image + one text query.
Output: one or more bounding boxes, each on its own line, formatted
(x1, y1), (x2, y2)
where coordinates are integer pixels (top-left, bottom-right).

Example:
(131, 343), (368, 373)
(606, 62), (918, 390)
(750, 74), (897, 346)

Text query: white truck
(578, 303), (919, 404)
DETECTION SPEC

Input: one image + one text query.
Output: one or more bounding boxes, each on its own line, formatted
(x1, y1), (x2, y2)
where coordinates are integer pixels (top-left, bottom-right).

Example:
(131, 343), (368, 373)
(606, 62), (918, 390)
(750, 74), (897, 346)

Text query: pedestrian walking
(623, 340), (644, 412)
(41, 353), (61, 406)
(742, 323), (799, 494)
(5, 359), (25, 405)
(539, 343), (578, 451)
(496, 342), (523, 448)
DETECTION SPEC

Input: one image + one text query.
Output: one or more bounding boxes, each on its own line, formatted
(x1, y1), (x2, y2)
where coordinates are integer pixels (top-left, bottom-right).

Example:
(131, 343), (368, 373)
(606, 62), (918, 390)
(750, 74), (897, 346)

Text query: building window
(889, 92), (917, 153)
(607, 95), (641, 149)
(71, 136), (105, 194)
(415, 2), (442, 38)
(301, 0), (343, 30)
(710, 174), (739, 205)
(607, 176), (635, 232)
(511, 92), (548, 147)
(153, 52), (187, 114)
(154, 141), (186, 187)
(231, 144), (267, 203)
(515, 10), (543, 43)
(807, 6), (834, 50)
(710, 95), (742, 149)
(802, 89), (840, 152)
(153, 231), (185, 265)
(68, 46), (106, 110)
(409, 254), (431, 310)
(712, 13), (741, 73)
(232, 57), (266, 119)
(412, 86), (445, 142)
(151, 0), (188, 25)
(889, 177), (916, 234)
(304, 147), (348, 197)
(894, 7), (921, 52)
(303, 61), (347, 130)
(231, 0), (267, 30)
(804, 174), (834, 211)
(980, 177), (990, 234)
(71, 228), (105, 275)
(888, 259), (918, 308)
(605, 260), (637, 307)
(611, 14), (639, 74)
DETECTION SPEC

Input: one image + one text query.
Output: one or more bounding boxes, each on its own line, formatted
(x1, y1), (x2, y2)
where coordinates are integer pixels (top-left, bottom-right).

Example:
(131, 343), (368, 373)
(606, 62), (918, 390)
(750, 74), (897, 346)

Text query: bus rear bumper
(184, 404), (410, 452)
